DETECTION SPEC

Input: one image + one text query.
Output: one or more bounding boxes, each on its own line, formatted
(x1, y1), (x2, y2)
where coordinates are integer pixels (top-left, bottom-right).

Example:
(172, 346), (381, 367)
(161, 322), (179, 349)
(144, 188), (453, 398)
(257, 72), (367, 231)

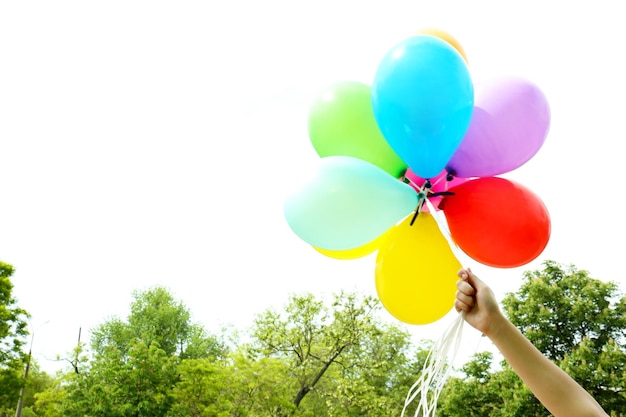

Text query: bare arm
(455, 268), (608, 417)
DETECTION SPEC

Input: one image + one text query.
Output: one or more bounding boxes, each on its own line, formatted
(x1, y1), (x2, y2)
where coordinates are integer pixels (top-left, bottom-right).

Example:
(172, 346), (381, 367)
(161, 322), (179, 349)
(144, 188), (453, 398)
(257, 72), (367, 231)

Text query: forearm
(487, 315), (608, 417)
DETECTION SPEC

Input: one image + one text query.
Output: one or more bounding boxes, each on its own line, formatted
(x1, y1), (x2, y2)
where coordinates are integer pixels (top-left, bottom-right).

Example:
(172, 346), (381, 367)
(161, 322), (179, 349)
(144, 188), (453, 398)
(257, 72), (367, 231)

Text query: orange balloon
(440, 177), (551, 268)
(416, 27), (468, 63)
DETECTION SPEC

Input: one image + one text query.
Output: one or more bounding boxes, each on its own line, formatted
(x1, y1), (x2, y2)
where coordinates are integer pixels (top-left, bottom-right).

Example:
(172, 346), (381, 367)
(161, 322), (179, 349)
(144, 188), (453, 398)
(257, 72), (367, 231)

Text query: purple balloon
(446, 75), (551, 178)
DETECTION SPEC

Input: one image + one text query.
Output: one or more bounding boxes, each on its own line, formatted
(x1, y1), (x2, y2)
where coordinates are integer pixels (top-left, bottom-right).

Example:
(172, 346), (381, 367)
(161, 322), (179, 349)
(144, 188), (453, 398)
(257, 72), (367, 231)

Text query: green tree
(91, 286), (225, 360)
(0, 261), (30, 413)
(504, 260), (626, 362)
(32, 342), (90, 417)
(61, 285), (226, 417)
(248, 290), (420, 416)
(166, 357), (234, 417)
(62, 339), (179, 417)
(12, 361), (57, 417)
(560, 338), (626, 413)
(503, 260), (626, 415)
(439, 353), (532, 417)
(167, 351), (296, 417)
(159, 290), (423, 417)
(31, 370), (68, 417)
(318, 329), (432, 417)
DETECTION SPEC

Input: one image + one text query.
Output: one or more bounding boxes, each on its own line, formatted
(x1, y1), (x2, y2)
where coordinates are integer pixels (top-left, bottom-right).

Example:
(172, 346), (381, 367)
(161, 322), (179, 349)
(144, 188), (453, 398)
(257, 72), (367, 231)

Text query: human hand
(455, 268), (503, 336)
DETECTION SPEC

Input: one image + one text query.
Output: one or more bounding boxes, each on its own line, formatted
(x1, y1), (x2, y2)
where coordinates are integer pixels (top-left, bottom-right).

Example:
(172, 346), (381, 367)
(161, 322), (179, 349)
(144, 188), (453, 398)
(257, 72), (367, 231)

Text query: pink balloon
(404, 168), (468, 211)
(446, 75), (551, 178)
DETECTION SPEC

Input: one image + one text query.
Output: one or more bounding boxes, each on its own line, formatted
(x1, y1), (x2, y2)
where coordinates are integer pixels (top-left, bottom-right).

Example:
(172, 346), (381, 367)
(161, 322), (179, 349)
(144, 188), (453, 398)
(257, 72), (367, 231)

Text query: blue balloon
(284, 156), (418, 251)
(371, 35), (474, 179)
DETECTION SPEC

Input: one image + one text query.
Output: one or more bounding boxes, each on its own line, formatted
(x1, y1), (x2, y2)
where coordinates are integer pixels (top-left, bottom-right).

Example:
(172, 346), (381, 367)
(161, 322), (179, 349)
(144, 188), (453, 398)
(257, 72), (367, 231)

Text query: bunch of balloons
(284, 28), (551, 325)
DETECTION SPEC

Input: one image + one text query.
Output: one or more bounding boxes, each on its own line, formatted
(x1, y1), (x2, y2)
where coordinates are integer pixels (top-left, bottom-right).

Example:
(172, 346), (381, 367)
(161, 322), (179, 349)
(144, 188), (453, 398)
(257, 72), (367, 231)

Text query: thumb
(459, 267), (486, 291)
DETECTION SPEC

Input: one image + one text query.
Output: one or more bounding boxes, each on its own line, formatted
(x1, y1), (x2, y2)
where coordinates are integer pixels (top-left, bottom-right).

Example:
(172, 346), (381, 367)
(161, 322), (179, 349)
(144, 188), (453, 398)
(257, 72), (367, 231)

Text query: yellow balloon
(314, 230), (389, 260)
(416, 27), (469, 63)
(375, 212), (461, 325)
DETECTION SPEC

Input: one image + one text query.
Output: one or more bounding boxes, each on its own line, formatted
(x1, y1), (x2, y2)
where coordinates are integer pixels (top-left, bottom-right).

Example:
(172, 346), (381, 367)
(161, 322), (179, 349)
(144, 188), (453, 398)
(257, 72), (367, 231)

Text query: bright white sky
(1, 1), (624, 374)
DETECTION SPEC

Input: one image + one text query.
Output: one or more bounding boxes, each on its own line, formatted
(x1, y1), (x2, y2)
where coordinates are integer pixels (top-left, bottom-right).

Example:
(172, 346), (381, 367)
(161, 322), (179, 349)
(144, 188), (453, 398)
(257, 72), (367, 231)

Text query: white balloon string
(429, 174), (445, 189)
(401, 311), (466, 417)
(424, 197), (466, 262)
(398, 196), (468, 417)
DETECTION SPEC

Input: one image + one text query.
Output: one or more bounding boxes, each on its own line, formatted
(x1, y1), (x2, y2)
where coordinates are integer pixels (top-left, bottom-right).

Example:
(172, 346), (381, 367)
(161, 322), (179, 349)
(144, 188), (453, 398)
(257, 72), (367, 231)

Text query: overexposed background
(1, 1), (623, 373)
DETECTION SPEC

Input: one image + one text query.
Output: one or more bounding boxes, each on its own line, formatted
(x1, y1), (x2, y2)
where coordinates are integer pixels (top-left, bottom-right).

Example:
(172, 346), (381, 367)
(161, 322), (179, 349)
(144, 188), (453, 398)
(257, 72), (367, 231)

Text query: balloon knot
(410, 199), (425, 226)
(429, 191), (455, 198)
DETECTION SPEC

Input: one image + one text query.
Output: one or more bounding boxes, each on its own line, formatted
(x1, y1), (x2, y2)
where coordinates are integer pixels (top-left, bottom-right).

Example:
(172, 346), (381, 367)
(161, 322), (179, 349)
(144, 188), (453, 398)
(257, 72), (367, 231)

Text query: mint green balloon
(284, 156), (418, 250)
(308, 81), (407, 178)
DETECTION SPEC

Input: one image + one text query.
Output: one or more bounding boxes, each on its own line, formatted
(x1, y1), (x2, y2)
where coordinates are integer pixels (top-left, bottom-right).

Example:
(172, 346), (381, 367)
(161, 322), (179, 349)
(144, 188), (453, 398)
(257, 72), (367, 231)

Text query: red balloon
(440, 177), (550, 268)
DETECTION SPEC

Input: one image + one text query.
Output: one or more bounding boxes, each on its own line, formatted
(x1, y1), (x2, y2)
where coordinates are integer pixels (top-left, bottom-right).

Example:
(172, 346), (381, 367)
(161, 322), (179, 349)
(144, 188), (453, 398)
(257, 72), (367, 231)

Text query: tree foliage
(504, 260), (626, 361)
(60, 285), (226, 417)
(14, 260), (626, 416)
(0, 261), (30, 413)
(62, 339), (179, 417)
(91, 286), (225, 360)
(248, 290), (423, 416)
